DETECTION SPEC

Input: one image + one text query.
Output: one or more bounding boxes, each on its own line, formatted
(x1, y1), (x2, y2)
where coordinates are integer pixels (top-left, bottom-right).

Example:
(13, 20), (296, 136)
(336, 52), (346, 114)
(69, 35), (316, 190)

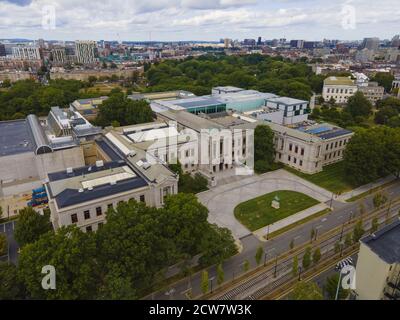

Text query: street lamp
(298, 266), (302, 281)
(348, 210), (354, 224)
(209, 276), (215, 293)
(339, 222), (345, 241)
(264, 250), (268, 266)
(266, 225), (270, 240)
(274, 255), (278, 278)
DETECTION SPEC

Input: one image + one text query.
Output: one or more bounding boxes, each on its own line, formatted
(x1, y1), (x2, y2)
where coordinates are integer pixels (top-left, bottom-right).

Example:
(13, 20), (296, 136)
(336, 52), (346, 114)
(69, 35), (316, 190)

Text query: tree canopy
(14, 207), (52, 247)
(254, 125), (275, 173)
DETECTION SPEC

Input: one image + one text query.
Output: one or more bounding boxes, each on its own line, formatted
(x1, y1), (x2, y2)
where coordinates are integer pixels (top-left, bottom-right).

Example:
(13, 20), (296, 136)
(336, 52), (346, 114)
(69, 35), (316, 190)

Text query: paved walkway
(337, 175), (397, 201)
(253, 203), (330, 241)
(197, 169), (333, 239)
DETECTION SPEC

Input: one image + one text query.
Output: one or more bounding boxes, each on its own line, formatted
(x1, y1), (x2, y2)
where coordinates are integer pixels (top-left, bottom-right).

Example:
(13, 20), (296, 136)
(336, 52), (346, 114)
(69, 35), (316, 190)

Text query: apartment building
(322, 76), (358, 103)
(75, 40), (98, 64)
(12, 46), (41, 60)
(357, 82), (384, 104)
(356, 219), (400, 300)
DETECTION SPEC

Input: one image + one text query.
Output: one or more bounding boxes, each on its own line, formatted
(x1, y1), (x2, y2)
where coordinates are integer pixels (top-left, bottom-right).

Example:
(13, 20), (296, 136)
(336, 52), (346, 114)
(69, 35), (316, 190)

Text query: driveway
(197, 169), (333, 239)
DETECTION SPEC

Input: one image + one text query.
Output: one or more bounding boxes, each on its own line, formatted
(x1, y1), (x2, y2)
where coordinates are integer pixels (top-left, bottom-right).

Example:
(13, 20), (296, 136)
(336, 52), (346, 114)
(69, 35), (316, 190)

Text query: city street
(146, 180), (400, 300)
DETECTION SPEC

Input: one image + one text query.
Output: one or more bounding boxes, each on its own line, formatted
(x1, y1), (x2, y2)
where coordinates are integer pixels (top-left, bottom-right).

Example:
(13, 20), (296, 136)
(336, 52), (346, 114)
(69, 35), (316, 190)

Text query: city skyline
(0, 0), (399, 42)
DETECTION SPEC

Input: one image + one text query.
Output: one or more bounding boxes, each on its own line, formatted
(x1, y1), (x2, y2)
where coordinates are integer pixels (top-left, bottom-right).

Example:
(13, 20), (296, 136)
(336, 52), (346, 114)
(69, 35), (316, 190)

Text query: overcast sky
(0, 0), (399, 41)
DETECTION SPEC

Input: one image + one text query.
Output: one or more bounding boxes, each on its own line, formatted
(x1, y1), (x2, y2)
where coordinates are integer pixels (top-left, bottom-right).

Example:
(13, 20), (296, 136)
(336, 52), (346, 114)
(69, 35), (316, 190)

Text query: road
(146, 180), (400, 300)
(0, 220), (19, 264)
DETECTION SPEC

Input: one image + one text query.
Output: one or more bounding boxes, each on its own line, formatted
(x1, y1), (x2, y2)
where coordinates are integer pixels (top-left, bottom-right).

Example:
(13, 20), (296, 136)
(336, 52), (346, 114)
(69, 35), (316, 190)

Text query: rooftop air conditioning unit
(88, 186), (93, 191)
(129, 150), (137, 157)
(78, 188), (84, 193)
(96, 160), (104, 168)
(66, 167), (73, 174)
(142, 162), (151, 170)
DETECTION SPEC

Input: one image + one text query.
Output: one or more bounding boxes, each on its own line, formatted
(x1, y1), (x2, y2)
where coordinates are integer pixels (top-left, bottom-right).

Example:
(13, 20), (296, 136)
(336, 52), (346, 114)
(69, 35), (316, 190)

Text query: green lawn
(284, 161), (360, 194)
(234, 190), (320, 231)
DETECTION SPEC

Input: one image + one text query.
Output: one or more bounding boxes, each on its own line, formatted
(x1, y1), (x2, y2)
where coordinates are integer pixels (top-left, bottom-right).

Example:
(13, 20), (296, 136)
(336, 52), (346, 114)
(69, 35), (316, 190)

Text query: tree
(0, 233), (7, 256)
(352, 220), (365, 243)
(14, 207), (52, 247)
(17, 226), (100, 299)
(324, 274), (349, 300)
(346, 91), (372, 120)
(0, 205), (3, 219)
(371, 216), (379, 233)
(344, 233), (353, 247)
(201, 270), (209, 294)
(0, 262), (24, 299)
(255, 246), (263, 266)
(289, 239), (295, 250)
(371, 72), (394, 92)
(302, 247), (312, 270)
(243, 259), (250, 272)
(216, 264), (224, 286)
(292, 256), (299, 277)
(373, 192), (388, 209)
(254, 125), (275, 173)
(313, 248), (321, 265)
(290, 281), (323, 300)
(310, 227), (316, 242)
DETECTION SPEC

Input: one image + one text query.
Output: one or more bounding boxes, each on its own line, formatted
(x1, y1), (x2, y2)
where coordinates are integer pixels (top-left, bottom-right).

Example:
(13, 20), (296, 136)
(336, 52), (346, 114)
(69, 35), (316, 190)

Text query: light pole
(274, 255), (278, 278)
(339, 222), (345, 241)
(209, 276), (215, 294)
(298, 266), (302, 281)
(348, 210), (354, 224)
(264, 250), (268, 266)
(335, 269), (345, 300)
(266, 225), (270, 240)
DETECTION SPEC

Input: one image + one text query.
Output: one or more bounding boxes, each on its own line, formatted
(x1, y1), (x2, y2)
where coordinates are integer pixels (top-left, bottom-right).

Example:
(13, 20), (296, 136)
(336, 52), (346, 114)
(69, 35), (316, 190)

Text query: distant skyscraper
(257, 37), (262, 46)
(0, 43), (6, 56)
(75, 40), (98, 64)
(391, 35), (400, 48)
(361, 37), (379, 51)
(303, 41), (315, 49)
(51, 47), (67, 65)
(243, 39), (256, 46)
(290, 40), (304, 49)
(224, 38), (231, 48)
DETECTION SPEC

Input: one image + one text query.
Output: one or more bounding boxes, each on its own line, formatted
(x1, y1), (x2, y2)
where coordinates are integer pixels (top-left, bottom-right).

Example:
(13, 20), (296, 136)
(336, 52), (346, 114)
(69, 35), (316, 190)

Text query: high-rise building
(257, 37), (262, 46)
(0, 43), (6, 57)
(361, 37), (380, 50)
(303, 41), (315, 49)
(75, 40), (98, 64)
(51, 47), (67, 65)
(391, 35), (400, 48)
(290, 40), (304, 49)
(243, 39), (256, 46)
(224, 38), (231, 48)
(12, 45), (41, 60)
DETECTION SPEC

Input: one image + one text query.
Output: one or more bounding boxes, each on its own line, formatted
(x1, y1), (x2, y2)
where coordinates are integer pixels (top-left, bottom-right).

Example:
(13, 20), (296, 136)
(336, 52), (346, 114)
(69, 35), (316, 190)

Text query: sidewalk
(253, 203), (330, 241)
(337, 175), (396, 201)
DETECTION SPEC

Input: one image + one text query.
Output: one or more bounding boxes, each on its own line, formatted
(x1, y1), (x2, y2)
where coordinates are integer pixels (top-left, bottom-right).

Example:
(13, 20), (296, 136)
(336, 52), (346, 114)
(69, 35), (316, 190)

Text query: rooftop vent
(78, 188), (84, 193)
(88, 186), (93, 191)
(142, 162), (151, 170)
(96, 160), (104, 168)
(110, 181), (116, 185)
(128, 150), (137, 157)
(66, 167), (73, 174)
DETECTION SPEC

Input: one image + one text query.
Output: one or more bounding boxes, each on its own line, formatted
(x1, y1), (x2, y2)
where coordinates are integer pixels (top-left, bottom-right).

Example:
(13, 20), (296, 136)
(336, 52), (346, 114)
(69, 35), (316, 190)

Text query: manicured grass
(284, 161), (359, 194)
(234, 190), (320, 231)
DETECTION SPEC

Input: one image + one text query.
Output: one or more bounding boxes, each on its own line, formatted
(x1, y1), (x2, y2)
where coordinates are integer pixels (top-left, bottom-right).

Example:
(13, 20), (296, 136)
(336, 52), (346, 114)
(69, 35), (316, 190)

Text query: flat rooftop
(174, 97), (225, 109)
(47, 161), (148, 209)
(361, 219), (400, 264)
(324, 76), (355, 86)
(294, 123), (353, 140)
(266, 96), (309, 105)
(0, 120), (34, 157)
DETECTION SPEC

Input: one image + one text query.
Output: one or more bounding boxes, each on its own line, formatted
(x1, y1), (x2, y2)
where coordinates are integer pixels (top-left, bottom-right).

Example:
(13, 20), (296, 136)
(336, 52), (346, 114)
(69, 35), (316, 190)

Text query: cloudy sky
(0, 0), (399, 41)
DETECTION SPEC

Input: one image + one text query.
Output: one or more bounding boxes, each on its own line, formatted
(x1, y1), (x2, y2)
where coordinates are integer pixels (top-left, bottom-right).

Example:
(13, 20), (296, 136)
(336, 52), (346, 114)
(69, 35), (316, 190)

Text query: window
(339, 140), (342, 147)
(118, 201), (124, 206)
(293, 157), (297, 164)
(295, 146), (298, 153)
(84, 210), (90, 220)
(289, 144), (293, 151)
(288, 155), (291, 161)
(71, 213), (78, 224)
(107, 203), (113, 210)
(326, 144), (329, 151)
(335, 141), (338, 148)
(300, 148), (304, 156)
(299, 160), (303, 166)
(140, 194), (145, 202)
(86, 226), (92, 232)
(96, 207), (102, 216)
(98, 222), (104, 229)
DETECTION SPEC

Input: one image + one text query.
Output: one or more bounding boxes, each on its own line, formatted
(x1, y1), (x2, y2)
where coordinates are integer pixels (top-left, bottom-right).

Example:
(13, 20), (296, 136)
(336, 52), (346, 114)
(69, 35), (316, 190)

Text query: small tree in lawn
(217, 264), (224, 286)
(255, 246), (263, 266)
(344, 233), (353, 247)
(243, 259), (250, 272)
(352, 220), (365, 243)
(371, 217), (379, 233)
(201, 270), (209, 294)
(313, 248), (321, 266)
(0, 234), (7, 257)
(292, 256), (299, 277)
(289, 239), (294, 250)
(310, 228), (316, 242)
(302, 247), (312, 270)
